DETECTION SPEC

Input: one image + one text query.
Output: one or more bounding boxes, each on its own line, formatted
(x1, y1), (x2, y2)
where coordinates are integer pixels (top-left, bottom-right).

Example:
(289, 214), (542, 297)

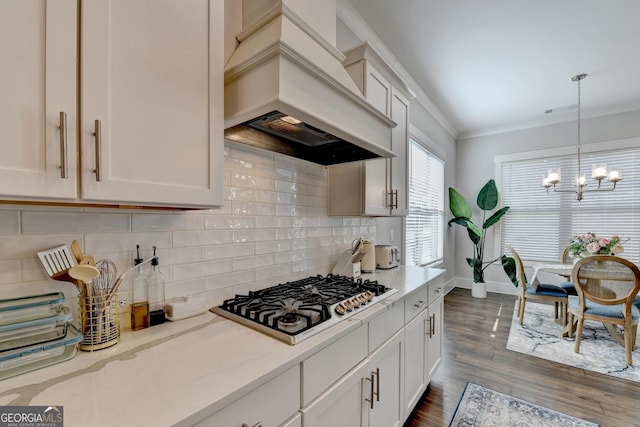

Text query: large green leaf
(467, 258), (484, 283)
(449, 187), (472, 219)
(483, 206), (510, 229)
(501, 255), (518, 287)
(448, 217), (481, 242)
(476, 179), (498, 211)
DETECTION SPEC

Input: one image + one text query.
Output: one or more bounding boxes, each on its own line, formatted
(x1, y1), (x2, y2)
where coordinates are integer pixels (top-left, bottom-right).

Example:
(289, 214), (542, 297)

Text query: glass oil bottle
(148, 246), (166, 326)
(131, 245), (150, 331)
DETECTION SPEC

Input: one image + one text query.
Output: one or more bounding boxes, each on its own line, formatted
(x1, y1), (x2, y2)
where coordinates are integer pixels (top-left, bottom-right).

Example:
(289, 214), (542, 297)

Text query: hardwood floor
(404, 287), (640, 427)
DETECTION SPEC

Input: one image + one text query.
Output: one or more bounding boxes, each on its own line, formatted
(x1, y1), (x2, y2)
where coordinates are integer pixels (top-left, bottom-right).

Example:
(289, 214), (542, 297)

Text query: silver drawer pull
(241, 423), (261, 427)
(433, 287), (442, 294)
(93, 119), (102, 182)
(413, 300), (426, 309)
(58, 112), (68, 179)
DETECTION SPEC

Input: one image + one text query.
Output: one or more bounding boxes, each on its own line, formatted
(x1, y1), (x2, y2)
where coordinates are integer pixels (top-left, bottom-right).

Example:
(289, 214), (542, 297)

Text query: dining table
(530, 259), (637, 345)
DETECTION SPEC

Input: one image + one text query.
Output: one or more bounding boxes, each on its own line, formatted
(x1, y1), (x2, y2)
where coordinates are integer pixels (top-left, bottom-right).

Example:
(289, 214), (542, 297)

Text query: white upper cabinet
(328, 42), (410, 216)
(0, 0), (78, 200)
(80, 0), (224, 207)
(0, 0), (224, 208)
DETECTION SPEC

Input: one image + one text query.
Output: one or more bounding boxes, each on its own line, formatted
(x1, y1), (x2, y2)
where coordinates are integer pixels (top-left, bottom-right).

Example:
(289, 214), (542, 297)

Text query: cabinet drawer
(427, 276), (445, 305)
(302, 324), (367, 406)
(404, 286), (429, 322)
(195, 365), (300, 427)
(368, 300), (404, 353)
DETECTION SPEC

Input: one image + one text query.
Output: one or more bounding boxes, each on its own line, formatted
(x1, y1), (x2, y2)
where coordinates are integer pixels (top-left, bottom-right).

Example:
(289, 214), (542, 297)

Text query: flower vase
(471, 282), (487, 298)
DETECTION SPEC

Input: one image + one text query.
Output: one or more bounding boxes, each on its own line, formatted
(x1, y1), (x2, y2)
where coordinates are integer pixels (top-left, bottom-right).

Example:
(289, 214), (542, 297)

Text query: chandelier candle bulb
(547, 168), (561, 184)
(591, 164), (608, 180)
(608, 169), (622, 182)
(576, 175), (587, 186)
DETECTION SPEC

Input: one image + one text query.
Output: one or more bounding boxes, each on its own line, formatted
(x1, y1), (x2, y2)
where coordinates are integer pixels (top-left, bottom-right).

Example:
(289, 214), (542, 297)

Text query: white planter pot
(471, 282), (487, 298)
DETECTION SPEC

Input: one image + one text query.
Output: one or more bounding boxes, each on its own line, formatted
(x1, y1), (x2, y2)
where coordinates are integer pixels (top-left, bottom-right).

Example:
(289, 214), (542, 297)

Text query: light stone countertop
(0, 265), (445, 427)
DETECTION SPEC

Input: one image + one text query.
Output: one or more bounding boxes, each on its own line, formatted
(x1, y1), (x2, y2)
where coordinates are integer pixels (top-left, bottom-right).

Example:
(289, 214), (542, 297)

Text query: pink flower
(612, 235), (619, 240)
(598, 238), (610, 246)
(612, 245), (624, 254)
(586, 242), (601, 253)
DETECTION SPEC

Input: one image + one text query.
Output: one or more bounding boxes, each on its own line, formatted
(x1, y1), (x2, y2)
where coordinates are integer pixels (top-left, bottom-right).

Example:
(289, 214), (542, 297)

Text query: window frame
(403, 134), (446, 267)
(494, 136), (640, 265)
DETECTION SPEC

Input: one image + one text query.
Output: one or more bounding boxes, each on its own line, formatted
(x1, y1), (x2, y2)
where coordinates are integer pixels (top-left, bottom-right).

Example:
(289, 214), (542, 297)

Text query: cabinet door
(367, 331), (403, 427)
(194, 365), (300, 427)
(403, 310), (427, 419)
(389, 88), (409, 216)
(302, 359), (368, 427)
(80, 0), (223, 207)
(427, 296), (443, 381)
(0, 0), (77, 200)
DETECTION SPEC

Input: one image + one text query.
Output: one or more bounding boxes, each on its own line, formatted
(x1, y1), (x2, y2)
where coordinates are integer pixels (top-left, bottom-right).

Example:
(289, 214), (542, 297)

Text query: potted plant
(448, 179), (510, 298)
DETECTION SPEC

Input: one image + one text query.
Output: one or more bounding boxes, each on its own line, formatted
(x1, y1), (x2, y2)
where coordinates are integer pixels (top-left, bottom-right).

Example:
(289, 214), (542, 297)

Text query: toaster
(375, 245), (400, 269)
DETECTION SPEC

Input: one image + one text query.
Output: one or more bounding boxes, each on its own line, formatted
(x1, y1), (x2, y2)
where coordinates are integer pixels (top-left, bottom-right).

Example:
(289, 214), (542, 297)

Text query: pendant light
(542, 74), (622, 201)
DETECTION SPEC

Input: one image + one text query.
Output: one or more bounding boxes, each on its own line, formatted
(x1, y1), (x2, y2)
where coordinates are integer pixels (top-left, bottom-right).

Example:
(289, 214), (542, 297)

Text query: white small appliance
(361, 240), (376, 273)
(375, 245), (400, 269)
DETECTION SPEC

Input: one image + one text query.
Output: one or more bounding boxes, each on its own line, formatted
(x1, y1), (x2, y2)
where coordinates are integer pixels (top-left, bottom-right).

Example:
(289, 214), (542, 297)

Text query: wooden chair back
(571, 255), (640, 312)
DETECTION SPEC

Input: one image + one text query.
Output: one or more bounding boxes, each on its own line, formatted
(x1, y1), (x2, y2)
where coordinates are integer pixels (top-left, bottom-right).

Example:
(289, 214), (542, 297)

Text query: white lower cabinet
(301, 331), (403, 427)
(403, 310), (428, 416)
(194, 365), (300, 427)
(402, 281), (444, 423)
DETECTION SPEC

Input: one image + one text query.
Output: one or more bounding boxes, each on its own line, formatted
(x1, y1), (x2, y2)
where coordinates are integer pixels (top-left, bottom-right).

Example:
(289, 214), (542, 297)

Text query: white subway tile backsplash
(204, 215), (254, 230)
(233, 229), (275, 243)
(132, 213), (204, 232)
(205, 270), (255, 291)
(172, 230), (233, 247)
(21, 211), (130, 234)
(172, 259), (233, 281)
(0, 143), (375, 325)
(0, 211), (19, 234)
(232, 254), (274, 271)
(85, 232), (171, 253)
(0, 259), (21, 285)
(255, 240), (292, 255)
(205, 243), (254, 260)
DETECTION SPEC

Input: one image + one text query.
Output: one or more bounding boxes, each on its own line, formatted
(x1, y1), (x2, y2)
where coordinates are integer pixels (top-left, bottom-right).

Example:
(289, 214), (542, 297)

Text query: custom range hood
(224, 0), (396, 166)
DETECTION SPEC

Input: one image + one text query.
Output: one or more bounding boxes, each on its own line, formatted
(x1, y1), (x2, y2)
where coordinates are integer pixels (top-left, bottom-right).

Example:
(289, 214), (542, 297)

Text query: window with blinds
(404, 139), (445, 266)
(501, 147), (640, 263)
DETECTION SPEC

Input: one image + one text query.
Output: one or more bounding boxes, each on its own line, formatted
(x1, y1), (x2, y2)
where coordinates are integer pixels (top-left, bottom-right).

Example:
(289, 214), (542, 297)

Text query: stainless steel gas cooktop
(210, 274), (396, 344)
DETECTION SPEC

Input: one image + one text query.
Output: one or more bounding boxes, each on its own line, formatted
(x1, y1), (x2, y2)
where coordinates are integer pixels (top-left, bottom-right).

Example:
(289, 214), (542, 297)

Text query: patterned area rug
(506, 301), (639, 383)
(449, 382), (600, 427)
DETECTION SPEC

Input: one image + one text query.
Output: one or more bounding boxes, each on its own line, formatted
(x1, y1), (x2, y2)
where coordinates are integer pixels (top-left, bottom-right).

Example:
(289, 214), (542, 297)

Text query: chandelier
(542, 74), (622, 201)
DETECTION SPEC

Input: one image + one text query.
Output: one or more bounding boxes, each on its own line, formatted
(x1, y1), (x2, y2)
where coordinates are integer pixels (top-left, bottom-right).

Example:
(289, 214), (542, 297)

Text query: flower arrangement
(567, 233), (626, 257)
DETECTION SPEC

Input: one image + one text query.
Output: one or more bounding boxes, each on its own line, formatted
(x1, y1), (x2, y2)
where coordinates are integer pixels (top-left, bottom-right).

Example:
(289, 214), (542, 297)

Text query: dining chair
(558, 246), (578, 296)
(567, 255), (640, 366)
(508, 245), (570, 326)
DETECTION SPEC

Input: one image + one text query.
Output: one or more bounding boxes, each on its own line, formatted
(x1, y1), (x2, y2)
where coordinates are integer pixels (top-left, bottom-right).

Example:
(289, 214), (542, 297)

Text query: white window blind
(501, 147), (640, 263)
(405, 139), (445, 266)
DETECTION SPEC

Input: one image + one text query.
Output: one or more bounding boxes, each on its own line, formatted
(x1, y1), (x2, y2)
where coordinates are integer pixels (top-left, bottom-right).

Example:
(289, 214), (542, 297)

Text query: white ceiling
(345, 0), (640, 139)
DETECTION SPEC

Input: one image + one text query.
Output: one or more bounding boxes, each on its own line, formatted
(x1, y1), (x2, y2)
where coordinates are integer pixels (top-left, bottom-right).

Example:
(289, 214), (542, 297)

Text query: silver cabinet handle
(392, 189), (398, 209)
(430, 313), (436, 337)
(59, 112), (68, 178)
(241, 423), (261, 427)
(413, 300), (426, 309)
(93, 119), (102, 182)
(365, 371), (375, 409)
(433, 287), (442, 294)
(374, 367), (380, 403)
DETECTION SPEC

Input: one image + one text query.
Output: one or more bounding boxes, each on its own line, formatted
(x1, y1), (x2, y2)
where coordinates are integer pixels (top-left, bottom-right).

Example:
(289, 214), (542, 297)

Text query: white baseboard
(453, 277), (518, 296)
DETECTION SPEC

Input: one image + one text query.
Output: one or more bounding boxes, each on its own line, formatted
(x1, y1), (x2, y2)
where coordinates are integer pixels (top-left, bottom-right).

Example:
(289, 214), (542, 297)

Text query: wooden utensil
(70, 240), (84, 263)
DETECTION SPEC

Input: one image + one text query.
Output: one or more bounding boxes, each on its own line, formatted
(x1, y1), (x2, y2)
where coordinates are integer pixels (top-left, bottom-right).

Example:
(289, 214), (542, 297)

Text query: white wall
(455, 108), (640, 293)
